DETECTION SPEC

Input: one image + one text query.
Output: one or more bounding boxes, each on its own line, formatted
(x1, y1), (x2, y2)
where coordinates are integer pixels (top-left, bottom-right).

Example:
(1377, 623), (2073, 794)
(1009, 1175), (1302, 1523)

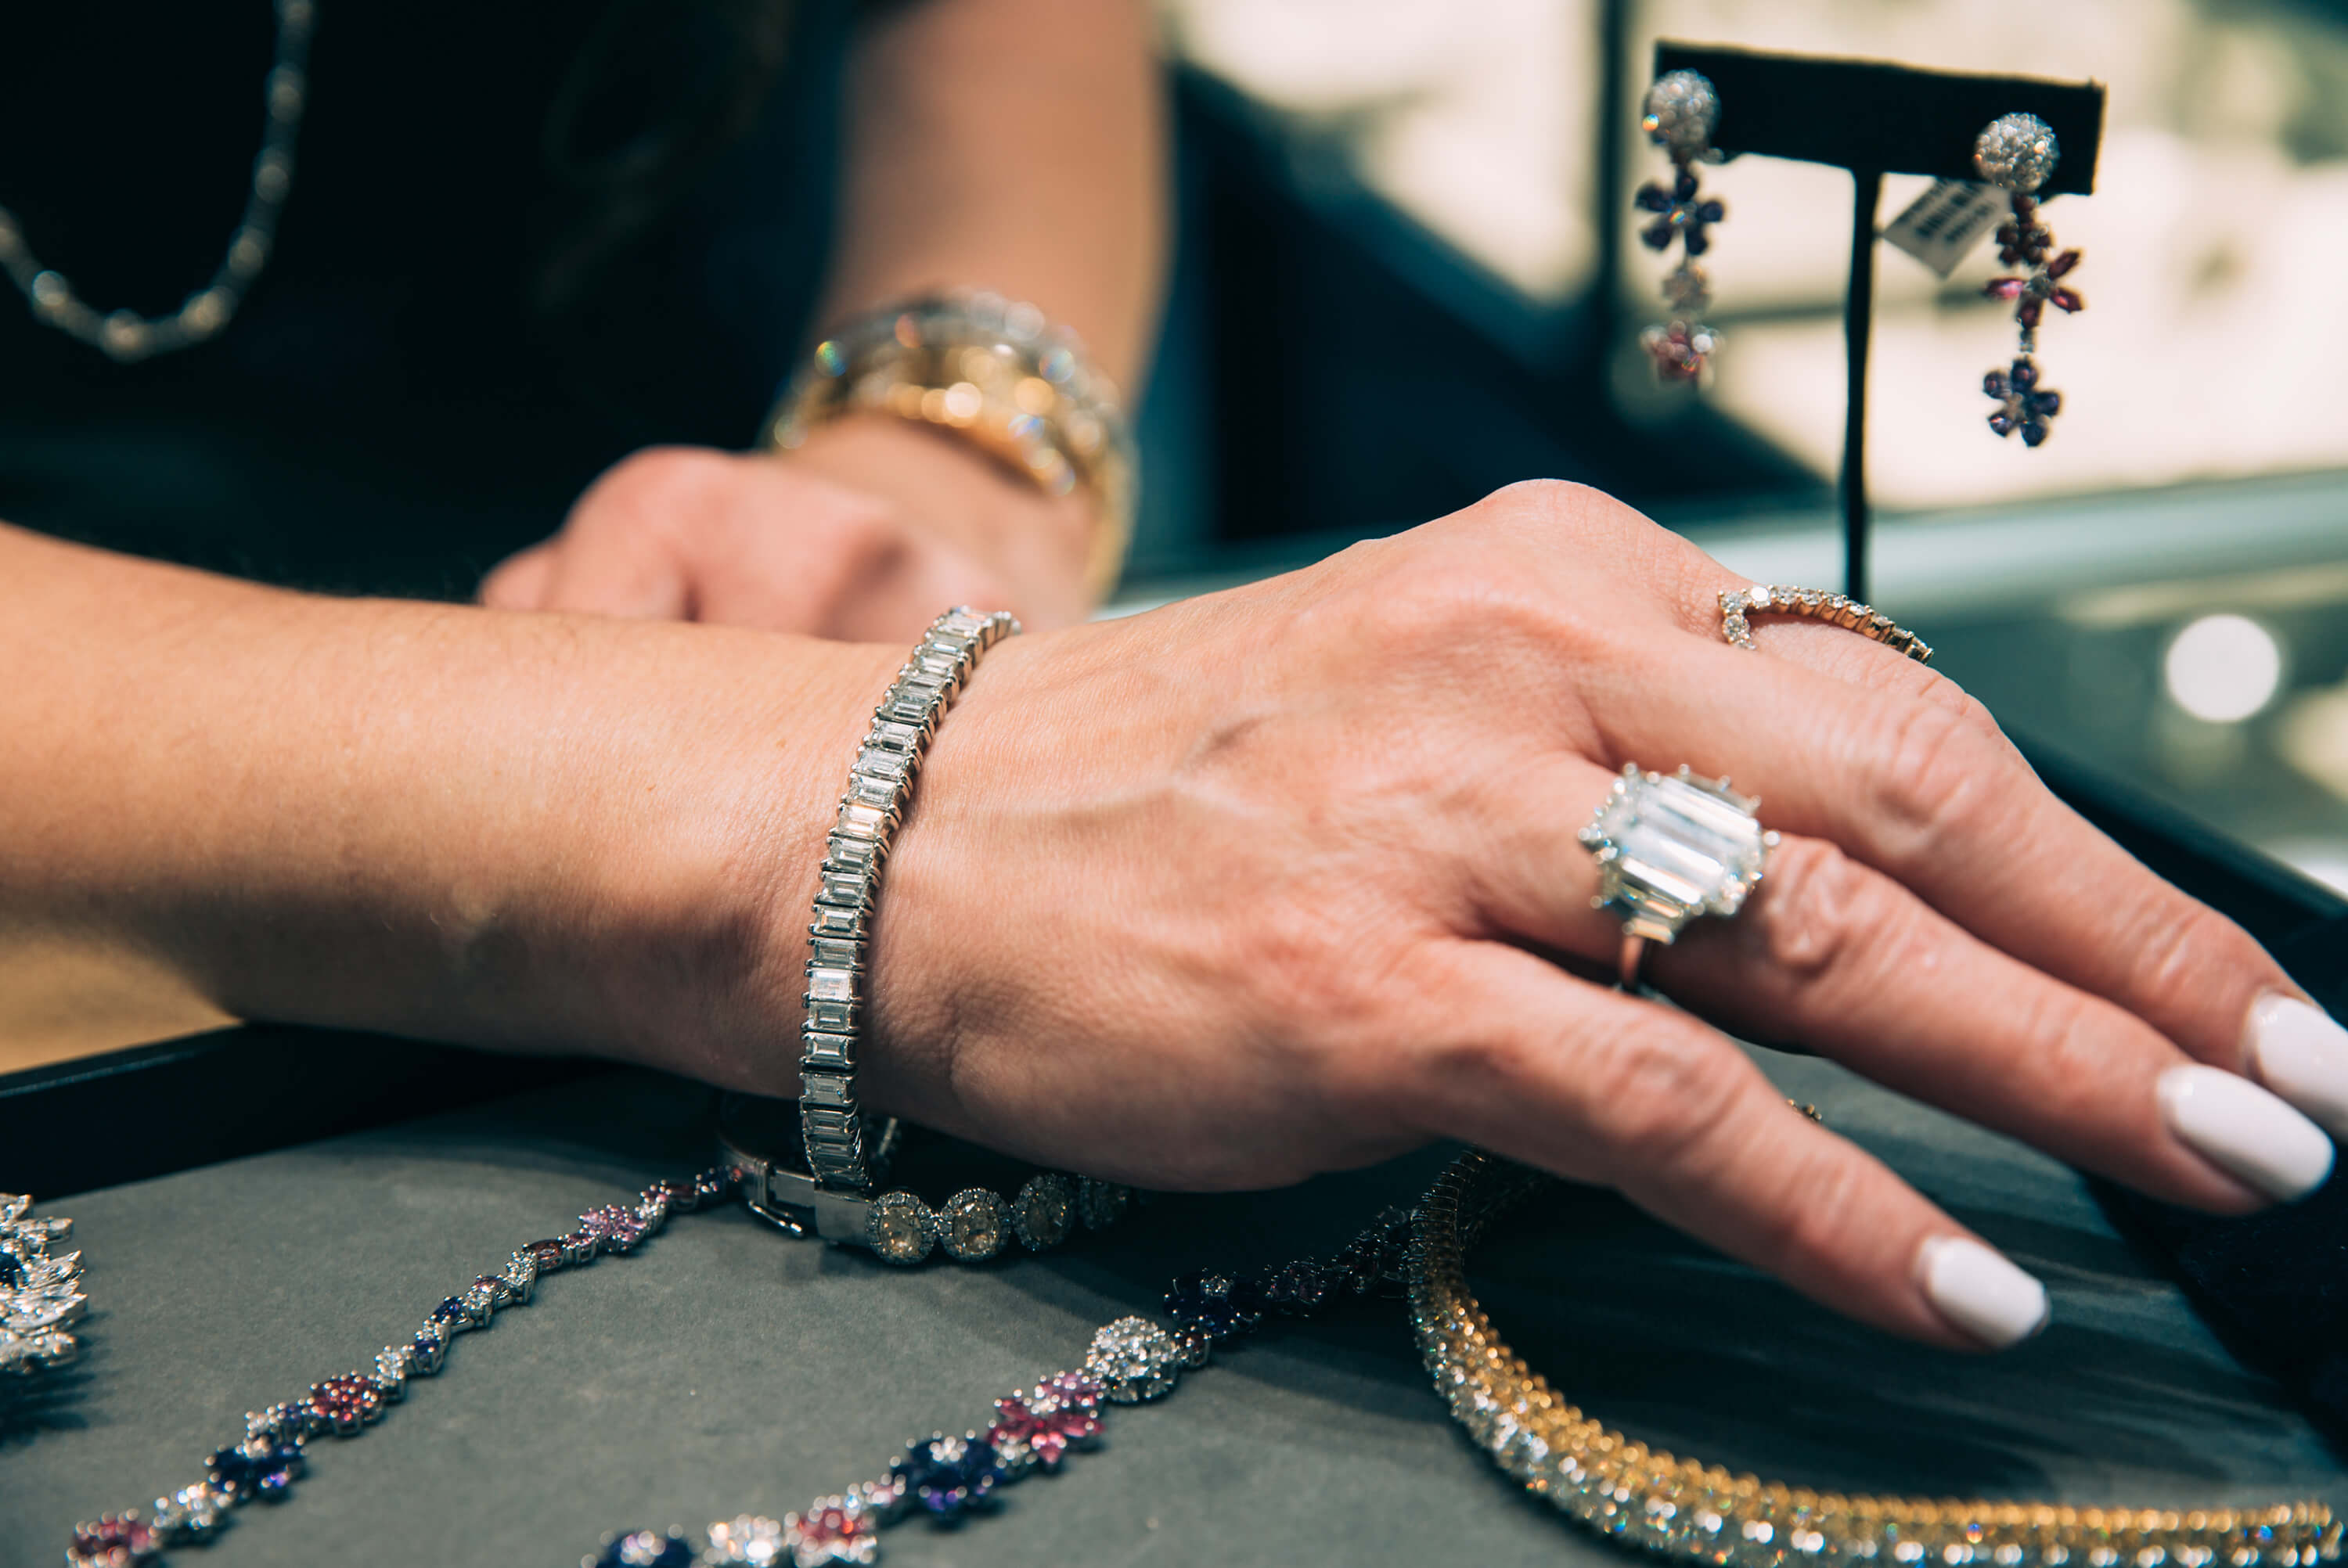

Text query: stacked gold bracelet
(764, 290), (1139, 601)
(1410, 1149), (2340, 1568)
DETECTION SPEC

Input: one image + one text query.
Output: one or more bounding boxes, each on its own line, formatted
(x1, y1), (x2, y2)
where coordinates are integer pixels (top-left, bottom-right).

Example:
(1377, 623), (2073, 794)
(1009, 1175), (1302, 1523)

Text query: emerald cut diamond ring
(1579, 763), (1778, 990)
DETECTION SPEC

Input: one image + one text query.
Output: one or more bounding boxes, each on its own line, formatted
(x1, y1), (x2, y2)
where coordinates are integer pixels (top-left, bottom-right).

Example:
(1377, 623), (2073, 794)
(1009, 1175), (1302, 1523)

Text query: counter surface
(4, 1046), (2337, 1568)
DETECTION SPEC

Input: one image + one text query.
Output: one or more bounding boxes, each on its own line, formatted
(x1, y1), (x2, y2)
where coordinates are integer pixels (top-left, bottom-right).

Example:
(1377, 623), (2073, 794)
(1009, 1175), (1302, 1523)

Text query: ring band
(1617, 931), (1649, 992)
(1579, 763), (1777, 991)
(1720, 584), (1932, 664)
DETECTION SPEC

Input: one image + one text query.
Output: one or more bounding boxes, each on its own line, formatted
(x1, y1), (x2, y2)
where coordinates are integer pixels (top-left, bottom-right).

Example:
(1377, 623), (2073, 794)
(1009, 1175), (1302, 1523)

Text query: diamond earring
(1634, 69), (1727, 383)
(1973, 113), (2083, 447)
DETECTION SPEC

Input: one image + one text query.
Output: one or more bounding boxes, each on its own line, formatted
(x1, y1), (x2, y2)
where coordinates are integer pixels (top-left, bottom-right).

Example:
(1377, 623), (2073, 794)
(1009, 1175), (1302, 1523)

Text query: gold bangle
(763, 291), (1139, 601)
(1410, 1149), (2340, 1568)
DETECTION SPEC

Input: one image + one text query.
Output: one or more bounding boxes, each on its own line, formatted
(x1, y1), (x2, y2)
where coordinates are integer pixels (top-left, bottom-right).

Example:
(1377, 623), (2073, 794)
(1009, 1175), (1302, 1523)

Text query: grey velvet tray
(4, 1050), (2338, 1568)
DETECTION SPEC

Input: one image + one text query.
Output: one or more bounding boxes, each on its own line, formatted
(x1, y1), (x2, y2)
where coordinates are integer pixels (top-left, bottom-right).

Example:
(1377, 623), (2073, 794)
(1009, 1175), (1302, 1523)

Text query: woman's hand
(795, 480), (2344, 1351)
(480, 417), (1097, 642)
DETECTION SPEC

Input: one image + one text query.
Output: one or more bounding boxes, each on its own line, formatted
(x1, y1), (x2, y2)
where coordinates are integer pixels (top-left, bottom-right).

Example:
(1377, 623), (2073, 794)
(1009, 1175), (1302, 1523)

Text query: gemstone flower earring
(1973, 113), (2083, 447)
(1634, 69), (1726, 383)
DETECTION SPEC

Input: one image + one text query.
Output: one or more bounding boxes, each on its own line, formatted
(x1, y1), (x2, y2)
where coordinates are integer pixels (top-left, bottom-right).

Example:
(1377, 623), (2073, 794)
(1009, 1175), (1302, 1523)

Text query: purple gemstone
(580, 1205), (649, 1253)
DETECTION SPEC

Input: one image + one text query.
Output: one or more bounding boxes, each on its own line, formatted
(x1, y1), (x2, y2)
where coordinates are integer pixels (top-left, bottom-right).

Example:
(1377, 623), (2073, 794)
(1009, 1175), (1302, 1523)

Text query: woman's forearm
(0, 521), (888, 1084)
(815, 0), (1169, 386)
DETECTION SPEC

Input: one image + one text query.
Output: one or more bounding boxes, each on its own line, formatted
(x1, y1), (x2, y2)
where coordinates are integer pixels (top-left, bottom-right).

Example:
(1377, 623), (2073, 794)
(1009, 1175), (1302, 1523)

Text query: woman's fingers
(1589, 634), (2348, 1143)
(478, 542), (556, 610)
(1729, 614), (2348, 1149)
(1409, 941), (2051, 1350)
(1472, 757), (2331, 1211)
(1655, 836), (2332, 1207)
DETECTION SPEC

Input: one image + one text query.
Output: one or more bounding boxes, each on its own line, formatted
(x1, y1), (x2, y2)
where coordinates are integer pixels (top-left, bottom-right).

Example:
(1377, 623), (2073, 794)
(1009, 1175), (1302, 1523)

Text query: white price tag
(1881, 179), (2011, 278)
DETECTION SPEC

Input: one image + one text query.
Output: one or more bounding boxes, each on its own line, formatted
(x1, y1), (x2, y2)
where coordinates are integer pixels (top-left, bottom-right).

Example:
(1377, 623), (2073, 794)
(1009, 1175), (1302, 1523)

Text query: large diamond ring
(1579, 763), (1777, 991)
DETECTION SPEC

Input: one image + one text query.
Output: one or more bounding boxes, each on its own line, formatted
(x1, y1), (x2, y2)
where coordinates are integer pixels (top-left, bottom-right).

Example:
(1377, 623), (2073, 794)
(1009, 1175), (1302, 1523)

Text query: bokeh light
(2163, 613), (2283, 722)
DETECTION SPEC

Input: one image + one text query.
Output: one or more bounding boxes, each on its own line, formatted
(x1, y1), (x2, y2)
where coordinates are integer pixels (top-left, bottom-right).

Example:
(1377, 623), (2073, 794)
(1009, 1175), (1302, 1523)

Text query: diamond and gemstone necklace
(60, 1148), (2344, 1566)
(0, 0), (314, 362)
(59, 1159), (1411, 1567)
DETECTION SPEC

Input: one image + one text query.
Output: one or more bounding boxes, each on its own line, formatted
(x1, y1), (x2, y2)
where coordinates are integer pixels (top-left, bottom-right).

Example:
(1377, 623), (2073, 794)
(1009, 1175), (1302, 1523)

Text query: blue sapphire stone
(888, 1434), (1005, 1523)
(207, 1436), (305, 1501)
(591, 1530), (696, 1568)
(1164, 1269), (1266, 1340)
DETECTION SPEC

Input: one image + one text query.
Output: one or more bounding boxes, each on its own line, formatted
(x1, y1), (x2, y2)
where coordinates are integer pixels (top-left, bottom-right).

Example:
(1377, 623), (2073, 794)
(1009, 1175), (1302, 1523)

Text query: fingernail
(1915, 1235), (2049, 1350)
(2246, 994), (2348, 1141)
(2158, 1063), (2334, 1201)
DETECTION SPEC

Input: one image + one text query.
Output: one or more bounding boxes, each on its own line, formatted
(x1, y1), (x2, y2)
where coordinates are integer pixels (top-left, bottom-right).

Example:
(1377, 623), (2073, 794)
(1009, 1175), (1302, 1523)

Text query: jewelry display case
(7, 2), (2346, 1559)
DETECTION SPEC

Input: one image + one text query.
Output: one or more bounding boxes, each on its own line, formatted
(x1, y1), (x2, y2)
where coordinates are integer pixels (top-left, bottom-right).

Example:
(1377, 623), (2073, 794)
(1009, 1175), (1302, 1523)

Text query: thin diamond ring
(1720, 584), (1932, 664)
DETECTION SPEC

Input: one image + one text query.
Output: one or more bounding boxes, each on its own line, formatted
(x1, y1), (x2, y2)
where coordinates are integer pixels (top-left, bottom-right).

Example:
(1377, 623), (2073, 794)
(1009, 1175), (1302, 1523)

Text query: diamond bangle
(800, 606), (1019, 1198)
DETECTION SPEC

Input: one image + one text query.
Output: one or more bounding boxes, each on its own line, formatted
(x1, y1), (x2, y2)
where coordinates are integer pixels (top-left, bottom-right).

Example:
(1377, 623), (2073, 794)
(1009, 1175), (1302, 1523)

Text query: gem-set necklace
(2, 1192), (85, 1376)
(61, 1154), (2344, 1567)
(1410, 1150), (2339, 1568)
(58, 1161), (1412, 1568)
(0, 0), (312, 361)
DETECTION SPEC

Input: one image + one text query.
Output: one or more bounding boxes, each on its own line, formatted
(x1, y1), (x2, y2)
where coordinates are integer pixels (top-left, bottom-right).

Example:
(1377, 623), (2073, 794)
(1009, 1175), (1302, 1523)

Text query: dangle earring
(1973, 113), (2083, 447)
(1634, 70), (1727, 383)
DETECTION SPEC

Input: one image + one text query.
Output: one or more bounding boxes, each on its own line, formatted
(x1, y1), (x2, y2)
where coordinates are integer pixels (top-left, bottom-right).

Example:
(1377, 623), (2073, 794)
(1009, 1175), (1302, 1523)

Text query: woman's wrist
(0, 523), (904, 1081)
(772, 413), (1097, 628)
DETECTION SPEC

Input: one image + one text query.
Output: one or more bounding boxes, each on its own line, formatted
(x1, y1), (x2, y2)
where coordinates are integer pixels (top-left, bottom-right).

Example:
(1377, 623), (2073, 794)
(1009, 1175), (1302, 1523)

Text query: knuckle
(1743, 837), (1887, 991)
(1577, 1021), (1744, 1171)
(1474, 477), (1606, 524)
(1752, 1142), (1876, 1285)
(1864, 696), (1997, 862)
(575, 446), (736, 535)
(2115, 894), (2256, 1034)
(2010, 984), (2123, 1124)
(1895, 671), (2009, 750)
(1464, 478), (1657, 559)
(1350, 544), (1608, 686)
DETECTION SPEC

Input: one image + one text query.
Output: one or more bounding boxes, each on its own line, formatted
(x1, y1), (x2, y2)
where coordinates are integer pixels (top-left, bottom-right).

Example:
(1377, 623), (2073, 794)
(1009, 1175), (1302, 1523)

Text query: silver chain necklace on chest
(0, 0), (314, 363)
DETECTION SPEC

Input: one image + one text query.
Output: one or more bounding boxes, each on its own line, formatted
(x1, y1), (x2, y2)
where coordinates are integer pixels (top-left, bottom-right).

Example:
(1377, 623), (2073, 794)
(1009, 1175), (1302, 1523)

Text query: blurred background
(1122, 0), (2348, 898)
(4, 0), (2342, 1074)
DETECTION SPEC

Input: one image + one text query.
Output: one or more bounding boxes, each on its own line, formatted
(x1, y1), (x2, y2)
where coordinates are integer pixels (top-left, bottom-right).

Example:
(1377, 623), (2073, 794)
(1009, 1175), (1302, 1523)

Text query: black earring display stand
(1652, 44), (2105, 602)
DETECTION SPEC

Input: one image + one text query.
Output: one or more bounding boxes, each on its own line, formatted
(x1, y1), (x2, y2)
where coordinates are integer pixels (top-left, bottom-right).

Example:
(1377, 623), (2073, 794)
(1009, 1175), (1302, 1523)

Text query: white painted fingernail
(2157, 1063), (2334, 1201)
(2247, 994), (2348, 1141)
(1915, 1235), (2049, 1350)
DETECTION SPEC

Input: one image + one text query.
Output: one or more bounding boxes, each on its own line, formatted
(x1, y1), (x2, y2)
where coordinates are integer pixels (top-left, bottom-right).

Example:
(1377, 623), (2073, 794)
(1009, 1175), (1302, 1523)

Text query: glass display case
(5, 9), (2346, 1561)
(1136, 0), (2348, 898)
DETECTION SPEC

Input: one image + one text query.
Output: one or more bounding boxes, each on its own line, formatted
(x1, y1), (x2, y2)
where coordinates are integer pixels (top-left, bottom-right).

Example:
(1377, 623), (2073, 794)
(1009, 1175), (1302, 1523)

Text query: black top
(0, 0), (854, 597)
